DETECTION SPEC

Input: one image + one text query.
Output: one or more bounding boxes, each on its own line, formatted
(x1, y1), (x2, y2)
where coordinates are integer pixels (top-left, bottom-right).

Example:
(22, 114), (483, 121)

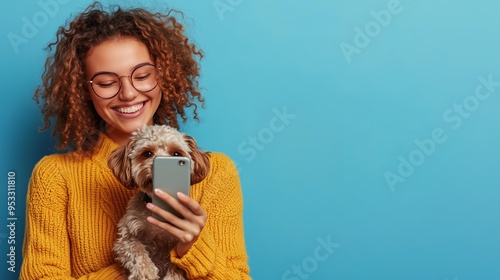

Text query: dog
(107, 125), (210, 280)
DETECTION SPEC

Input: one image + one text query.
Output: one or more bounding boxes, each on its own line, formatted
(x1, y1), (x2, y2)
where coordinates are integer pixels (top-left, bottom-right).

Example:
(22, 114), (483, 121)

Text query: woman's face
(85, 37), (161, 145)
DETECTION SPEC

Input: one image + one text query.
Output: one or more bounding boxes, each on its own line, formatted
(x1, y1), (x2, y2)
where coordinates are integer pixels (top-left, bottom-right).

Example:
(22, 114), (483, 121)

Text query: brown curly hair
(35, 2), (205, 155)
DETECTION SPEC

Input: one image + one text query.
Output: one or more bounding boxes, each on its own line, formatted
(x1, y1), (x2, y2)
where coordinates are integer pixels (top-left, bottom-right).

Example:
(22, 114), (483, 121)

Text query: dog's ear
(107, 140), (137, 189)
(184, 135), (210, 184)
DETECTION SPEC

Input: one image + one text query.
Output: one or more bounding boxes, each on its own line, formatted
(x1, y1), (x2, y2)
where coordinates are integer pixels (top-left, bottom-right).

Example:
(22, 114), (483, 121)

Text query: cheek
(88, 91), (112, 121)
(149, 89), (162, 110)
(89, 90), (106, 111)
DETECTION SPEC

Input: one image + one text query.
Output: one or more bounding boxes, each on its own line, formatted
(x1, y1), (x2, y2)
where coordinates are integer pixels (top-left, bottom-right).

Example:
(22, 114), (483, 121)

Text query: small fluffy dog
(108, 125), (210, 280)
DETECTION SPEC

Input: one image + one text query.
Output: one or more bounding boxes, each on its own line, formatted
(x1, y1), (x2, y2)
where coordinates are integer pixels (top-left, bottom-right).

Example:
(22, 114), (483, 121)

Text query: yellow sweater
(20, 134), (251, 279)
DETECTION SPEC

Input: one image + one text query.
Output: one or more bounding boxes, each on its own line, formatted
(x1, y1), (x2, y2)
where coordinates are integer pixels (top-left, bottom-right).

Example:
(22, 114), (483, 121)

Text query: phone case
(152, 156), (191, 220)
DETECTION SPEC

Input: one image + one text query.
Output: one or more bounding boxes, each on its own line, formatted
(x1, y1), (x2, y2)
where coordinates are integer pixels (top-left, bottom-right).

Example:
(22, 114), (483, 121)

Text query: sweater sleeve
(170, 153), (251, 279)
(20, 156), (125, 280)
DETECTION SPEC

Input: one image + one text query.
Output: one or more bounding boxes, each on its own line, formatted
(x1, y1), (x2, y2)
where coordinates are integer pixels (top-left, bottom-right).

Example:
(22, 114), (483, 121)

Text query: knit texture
(20, 134), (251, 279)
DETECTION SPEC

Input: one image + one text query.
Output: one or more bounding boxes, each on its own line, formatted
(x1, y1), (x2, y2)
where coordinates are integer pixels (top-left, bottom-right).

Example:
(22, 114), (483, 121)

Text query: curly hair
(34, 2), (205, 155)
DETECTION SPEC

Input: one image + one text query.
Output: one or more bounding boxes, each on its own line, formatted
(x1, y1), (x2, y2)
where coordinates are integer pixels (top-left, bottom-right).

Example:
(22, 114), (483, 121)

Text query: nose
(117, 76), (138, 101)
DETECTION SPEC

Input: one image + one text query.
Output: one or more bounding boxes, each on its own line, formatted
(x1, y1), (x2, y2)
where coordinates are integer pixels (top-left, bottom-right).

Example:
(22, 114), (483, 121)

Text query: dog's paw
(128, 271), (159, 280)
(162, 266), (187, 280)
(128, 263), (160, 280)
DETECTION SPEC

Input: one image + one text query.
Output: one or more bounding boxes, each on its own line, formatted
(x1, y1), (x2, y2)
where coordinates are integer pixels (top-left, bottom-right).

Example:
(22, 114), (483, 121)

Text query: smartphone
(152, 156), (191, 221)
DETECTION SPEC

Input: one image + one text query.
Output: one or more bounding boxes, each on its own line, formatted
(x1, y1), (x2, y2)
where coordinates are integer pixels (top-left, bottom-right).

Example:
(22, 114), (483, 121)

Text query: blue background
(1, 0), (500, 279)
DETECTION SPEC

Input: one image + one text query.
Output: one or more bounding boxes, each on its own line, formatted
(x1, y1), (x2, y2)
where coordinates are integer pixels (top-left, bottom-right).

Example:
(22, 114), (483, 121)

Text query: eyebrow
(90, 62), (154, 78)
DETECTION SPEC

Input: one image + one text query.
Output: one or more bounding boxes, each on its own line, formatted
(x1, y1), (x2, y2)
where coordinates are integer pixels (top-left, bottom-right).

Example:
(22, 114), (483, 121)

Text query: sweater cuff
(170, 227), (222, 278)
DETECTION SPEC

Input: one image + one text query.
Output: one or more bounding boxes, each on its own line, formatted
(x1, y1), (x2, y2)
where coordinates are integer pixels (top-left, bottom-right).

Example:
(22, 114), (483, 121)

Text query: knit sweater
(20, 134), (251, 279)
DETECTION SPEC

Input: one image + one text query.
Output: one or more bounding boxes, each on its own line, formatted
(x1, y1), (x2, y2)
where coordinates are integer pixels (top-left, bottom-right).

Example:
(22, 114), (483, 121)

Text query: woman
(20, 2), (251, 279)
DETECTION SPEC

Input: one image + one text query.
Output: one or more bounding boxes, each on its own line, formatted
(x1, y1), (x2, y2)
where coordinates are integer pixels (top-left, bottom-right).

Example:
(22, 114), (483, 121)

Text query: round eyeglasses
(88, 63), (159, 99)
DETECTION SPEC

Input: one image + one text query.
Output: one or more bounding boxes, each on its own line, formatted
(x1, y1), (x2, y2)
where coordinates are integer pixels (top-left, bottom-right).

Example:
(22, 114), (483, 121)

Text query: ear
(184, 135), (210, 184)
(107, 140), (137, 189)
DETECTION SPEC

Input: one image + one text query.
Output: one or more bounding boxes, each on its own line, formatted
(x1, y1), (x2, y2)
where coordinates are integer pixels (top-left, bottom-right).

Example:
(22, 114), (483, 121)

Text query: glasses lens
(90, 64), (159, 99)
(91, 73), (120, 99)
(131, 64), (158, 92)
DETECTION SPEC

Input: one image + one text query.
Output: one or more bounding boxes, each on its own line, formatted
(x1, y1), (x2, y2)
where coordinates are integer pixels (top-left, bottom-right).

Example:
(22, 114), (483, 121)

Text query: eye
(134, 73), (151, 81)
(172, 151), (182, 157)
(97, 81), (118, 88)
(92, 73), (119, 88)
(141, 150), (154, 158)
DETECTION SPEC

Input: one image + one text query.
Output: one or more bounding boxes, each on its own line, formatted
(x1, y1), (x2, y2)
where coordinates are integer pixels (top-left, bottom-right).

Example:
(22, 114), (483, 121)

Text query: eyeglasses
(88, 63), (159, 99)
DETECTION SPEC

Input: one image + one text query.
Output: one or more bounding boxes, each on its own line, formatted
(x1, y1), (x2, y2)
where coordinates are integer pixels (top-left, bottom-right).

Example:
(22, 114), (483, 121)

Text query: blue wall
(2, 0), (500, 279)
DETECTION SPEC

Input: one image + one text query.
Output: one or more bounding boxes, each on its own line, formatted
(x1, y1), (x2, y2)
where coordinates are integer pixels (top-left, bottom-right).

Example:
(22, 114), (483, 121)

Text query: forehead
(85, 37), (152, 76)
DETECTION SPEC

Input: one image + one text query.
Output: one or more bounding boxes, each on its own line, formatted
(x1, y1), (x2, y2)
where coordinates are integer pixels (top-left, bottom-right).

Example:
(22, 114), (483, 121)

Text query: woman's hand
(146, 189), (207, 257)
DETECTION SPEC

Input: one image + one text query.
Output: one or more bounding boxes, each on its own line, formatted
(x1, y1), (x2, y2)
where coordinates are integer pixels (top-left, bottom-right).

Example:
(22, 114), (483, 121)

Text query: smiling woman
(85, 37), (163, 145)
(31, 2), (206, 156)
(20, 2), (251, 279)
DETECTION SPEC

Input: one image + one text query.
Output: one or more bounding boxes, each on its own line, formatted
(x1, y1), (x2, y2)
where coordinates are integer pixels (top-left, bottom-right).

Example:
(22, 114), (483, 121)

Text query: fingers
(146, 203), (196, 243)
(146, 200), (182, 224)
(146, 189), (207, 241)
(146, 214), (186, 238)
(176, 192), (206, 217)
(151, 189), (206, 221)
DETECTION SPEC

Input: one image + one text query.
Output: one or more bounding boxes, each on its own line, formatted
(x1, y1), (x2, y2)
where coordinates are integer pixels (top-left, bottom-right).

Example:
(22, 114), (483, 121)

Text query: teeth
(116, 103), (144, 114)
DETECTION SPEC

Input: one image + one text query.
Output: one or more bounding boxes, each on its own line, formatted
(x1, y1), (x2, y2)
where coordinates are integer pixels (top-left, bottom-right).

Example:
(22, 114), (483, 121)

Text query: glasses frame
(88, 62), (160, 99)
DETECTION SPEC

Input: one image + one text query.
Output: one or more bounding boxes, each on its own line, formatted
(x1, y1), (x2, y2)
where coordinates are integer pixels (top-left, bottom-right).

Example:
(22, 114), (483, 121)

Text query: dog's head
(107, 125), (210, 194)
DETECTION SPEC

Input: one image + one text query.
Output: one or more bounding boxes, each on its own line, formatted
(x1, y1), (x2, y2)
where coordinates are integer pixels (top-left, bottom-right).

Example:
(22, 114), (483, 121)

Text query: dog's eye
(142, 151), (154, 158)
(172, 151), (181, 157)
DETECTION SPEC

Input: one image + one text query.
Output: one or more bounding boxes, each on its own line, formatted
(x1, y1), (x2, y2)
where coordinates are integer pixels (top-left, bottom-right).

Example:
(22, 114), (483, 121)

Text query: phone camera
(178, 160), (186, 166)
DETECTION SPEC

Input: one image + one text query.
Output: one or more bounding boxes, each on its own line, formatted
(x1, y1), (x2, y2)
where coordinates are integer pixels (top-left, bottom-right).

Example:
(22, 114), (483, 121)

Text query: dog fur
(108, 125), (210, 280)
